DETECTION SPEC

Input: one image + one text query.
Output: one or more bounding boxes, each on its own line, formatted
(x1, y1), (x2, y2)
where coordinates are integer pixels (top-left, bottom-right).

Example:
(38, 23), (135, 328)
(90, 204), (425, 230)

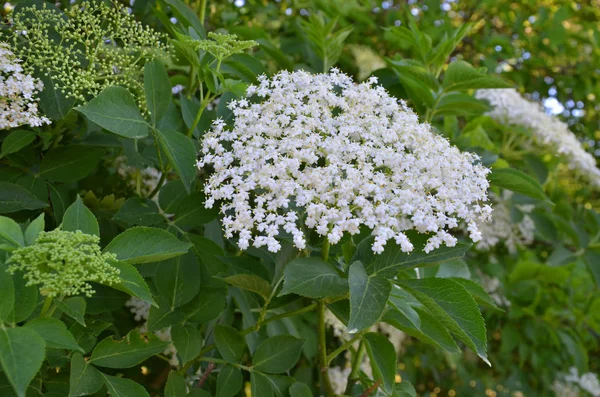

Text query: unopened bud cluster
(7, 230), (120, 297)
(8, 1), (169, 108)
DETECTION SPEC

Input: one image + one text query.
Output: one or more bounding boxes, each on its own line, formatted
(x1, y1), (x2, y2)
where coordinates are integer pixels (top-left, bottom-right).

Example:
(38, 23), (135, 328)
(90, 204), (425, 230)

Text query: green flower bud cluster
(190, 32), (257, 62)
(7, 1), (170, 109)
(7, 230), (121, 298)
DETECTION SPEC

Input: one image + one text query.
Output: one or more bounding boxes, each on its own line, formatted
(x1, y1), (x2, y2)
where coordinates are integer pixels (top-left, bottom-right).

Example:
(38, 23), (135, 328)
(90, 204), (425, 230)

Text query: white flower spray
(199, 69), (491, 254)
(0, 43), (50, 130)
(476, 88), (600, 188)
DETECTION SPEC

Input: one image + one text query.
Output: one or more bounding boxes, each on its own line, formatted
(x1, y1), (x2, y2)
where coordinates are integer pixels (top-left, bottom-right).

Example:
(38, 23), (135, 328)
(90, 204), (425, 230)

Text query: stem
(199, 357), (252, 372)
(40, 297), (53, 317)
(326, 330), (367, 365)
(318, 300), (335, 397)
(187, 94), (214, 137)
(344, 341), (366, 395)
(322, 239), (330, 261)
(147, 172), (167, 199)
(198, 0), (207, 25)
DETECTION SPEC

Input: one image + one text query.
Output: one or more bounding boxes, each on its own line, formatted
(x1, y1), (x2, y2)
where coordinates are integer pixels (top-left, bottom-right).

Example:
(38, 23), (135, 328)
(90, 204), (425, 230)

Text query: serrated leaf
(352, 233), (470, 278)
(154, 252), (201, 310)
(24, 213), (44, 246)
(0, 130), (36, 159)
(69, 353), (104, 397)
(90, 329), (169, 368)
(364, 332), (396, 393)
(113, 198), (164, 226)
(23, 318), (82, 352)
(76, 86), (149, 139)
(0, 216), (24, 247)
(450, 278), (503, 312)
(347, 261), (391, 332)
(108, 261), (156, 306)
(222, 273), (271, 300)
(181, 287), (227, 323)
(153, 129), (196, 193)
(164, 371), (187, 397)
(215, 325), (246, 363)
(252, 335), (304, 374)
(251, 372), (274, 397)
(216, 365), (243, 397)
(280, 257), (348, 299)
(395, 278), (489, 365)
(289, 382), (312, 397)
(99, 372), (150, 397)
(0, 327), (46, 397)
(62, 196), (99, 236)
(39, 146), (104, 183)
(0, 264), (15, 323)
(144, 60), (172, 125)
(489, 168), (549, 201)
(9, 273), (37, 323)
(57, 297), (86, 326)
(104, 227), (191, 264)
(443, 61), (510, 92)
(0, 182), (48, 214)
(171, 324), (202, 365)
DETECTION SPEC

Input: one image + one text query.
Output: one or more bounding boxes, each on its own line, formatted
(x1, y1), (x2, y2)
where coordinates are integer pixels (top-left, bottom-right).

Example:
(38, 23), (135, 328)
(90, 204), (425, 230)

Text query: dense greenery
(0, 1), (598, 396)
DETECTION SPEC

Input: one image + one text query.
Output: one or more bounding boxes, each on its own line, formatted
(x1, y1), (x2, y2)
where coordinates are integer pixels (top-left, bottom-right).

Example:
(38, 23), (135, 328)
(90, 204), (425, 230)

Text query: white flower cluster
(476, 192), (535, 254)
(125, 297), (179, 367)
(554, 367), (600, 397)
(0, 42), (50, 130)
(199, 69), (491, 254)
(476, 89), (600, 188)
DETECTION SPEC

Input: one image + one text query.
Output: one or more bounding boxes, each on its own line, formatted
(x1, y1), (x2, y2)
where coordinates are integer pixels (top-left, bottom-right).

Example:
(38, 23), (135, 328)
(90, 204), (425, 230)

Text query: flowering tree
(0, 1), (598, 397)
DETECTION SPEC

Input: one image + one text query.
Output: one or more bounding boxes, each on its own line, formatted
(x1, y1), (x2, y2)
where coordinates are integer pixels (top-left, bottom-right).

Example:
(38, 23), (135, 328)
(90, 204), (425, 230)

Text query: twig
(196, 362), (215, 388)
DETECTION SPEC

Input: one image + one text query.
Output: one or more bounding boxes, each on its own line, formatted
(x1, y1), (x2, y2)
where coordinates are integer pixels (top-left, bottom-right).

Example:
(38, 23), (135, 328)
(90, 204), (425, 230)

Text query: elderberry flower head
(8, 1), (170, 109)
(7, 230), (120, 297)
(0, 43), (50, 130)
(199, 69), (491, 254)
(476, 88), (600, 188)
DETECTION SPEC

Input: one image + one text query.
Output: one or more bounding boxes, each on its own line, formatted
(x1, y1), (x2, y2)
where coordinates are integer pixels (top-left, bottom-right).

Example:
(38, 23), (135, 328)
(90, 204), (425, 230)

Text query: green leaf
(39, 146), (104, 183)
(147, 298), (185, 332)
(69, 353), (104, 397)
(0, 327), (46, 397)
(289, 382), (312, 397)
(251, 372), (274, 397)
(104, 227), (191, 264)
(433, 92), (490, 117)
(450, 278), (503, 312)
(364, 332), (396, 393)
(163, 0), (206, 36)
(252, 335), (304, 374)
(144, 60), (172, 125)
(583, 249), (600, 288)
(62, 196), (99, 236)
(443, 61), (510, 92)
(38, 75), (75, 121)
(153, 129), (196, 193)
(9, 274), (37, 323)
(396, 278), (489, 365)
(90, 329), (169, 368)
(56, 297), (86, 326)
(347, 261), (391, 332)
(392, 381), (417, 397)
(99, 372), (150, 397)
(352, 234), (470, 278)
(24, 213), (44, 246)
(0, 265), (15, 323)
(173, 192), (219, 227)
(76, 86), (149, 139)
(280, 257), (348, 299)
(0, 182), (48, 214)
(164, 371), (187, 397)
(23, 318), (82, 351)
(154, 252), (201, 310)
(113, 198), (164, 226)
(181, 287), (227, 323)
(0, 216), (24, 248)
(0, 130), (36, 159)
(171, 324), (202, 365)
(215, 325), (246, 363)
(216, 365), (243, 397)
(109, 261), (156, 306)
(489, 168), (549, 201)
(222, 273), (271, 300)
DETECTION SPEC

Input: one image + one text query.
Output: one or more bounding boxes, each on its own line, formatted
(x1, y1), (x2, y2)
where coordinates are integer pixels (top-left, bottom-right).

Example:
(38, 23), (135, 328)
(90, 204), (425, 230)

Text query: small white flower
(0, 42), (50, 130)
(200, 69), (491, 253)
(476, 89), (600, 188)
